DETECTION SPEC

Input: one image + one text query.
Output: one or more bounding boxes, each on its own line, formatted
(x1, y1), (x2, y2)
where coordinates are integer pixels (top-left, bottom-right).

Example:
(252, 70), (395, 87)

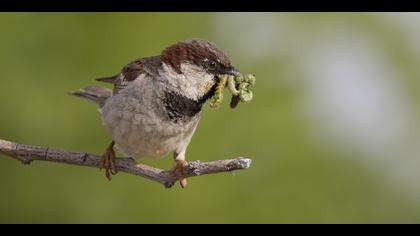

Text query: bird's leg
(170, 151), (188, 188)
(99, 141), (118, 181)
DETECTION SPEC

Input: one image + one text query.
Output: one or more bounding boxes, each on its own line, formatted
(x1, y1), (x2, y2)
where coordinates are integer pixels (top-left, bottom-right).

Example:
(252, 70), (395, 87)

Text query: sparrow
(70, 39), (240, 187)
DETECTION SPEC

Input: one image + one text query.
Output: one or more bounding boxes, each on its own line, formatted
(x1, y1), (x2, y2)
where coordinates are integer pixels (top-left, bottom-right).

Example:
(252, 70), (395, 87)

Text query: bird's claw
(170, 160), (188, 188)
(99, 142), (118, 181)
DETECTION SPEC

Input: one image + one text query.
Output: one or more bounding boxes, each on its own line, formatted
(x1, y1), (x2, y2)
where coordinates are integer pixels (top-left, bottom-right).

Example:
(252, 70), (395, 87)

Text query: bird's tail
(69, 86), (112, 107)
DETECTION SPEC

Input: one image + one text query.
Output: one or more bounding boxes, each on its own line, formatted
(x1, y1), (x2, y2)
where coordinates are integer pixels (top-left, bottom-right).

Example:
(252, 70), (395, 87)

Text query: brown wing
(96, 56), (161, 95)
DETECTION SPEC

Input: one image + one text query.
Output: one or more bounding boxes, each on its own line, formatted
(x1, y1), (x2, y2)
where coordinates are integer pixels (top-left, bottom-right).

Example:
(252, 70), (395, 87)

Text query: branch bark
(0, 138), (252, 188)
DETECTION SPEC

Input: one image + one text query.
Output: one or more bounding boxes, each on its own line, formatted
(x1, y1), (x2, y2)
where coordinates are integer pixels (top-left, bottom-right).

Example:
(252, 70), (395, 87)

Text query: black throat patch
(163, 81), (218, 123)
(163, 91), (203, 123)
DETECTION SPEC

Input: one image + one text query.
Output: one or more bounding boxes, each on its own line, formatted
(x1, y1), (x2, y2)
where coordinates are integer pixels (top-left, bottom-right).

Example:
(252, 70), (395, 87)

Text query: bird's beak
(224, 67), (240, 76)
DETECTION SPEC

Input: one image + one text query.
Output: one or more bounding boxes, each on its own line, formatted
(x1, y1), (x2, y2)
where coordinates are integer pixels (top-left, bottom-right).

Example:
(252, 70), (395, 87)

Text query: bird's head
(160, 39), (239, 102)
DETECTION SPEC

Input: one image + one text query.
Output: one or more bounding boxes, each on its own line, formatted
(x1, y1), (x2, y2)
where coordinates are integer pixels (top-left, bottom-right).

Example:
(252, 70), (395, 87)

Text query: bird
(70, 39), (240, 188)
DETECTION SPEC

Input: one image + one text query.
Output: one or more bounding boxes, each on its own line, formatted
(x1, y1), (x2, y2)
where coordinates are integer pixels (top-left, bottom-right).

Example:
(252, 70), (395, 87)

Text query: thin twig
(0, 138), (252, 188)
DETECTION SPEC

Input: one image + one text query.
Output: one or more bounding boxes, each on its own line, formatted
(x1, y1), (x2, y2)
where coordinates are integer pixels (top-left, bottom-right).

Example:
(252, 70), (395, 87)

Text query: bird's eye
(208, 60), (217, 70)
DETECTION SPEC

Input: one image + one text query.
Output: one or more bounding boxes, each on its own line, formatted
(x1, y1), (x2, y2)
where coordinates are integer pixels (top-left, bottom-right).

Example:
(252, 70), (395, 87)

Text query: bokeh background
(1, 13), (420, 223)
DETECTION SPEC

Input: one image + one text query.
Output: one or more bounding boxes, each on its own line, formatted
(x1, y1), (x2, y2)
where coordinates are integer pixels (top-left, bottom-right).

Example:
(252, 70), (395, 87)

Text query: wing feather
(95, 56), (161, 95)
(96, 75), (118, 84)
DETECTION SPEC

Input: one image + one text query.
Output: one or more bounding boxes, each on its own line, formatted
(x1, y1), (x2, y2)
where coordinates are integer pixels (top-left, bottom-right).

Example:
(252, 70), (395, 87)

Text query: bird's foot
(170, 159), (188, 188)
(99, 141), (118, 181)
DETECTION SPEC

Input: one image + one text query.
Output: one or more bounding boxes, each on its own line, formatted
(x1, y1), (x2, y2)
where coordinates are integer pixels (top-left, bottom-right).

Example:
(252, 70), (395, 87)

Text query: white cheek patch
(201, 80), (216, 93)
(161, 62), (215, 100)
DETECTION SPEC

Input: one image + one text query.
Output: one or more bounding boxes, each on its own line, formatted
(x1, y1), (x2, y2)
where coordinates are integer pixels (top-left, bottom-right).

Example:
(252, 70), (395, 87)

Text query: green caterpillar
(209, 73), (256, 109)
(209, 74), (228, 108)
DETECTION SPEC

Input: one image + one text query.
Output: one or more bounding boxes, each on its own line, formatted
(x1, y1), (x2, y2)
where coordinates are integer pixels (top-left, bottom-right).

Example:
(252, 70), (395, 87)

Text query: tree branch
(0, 138), (252, 188)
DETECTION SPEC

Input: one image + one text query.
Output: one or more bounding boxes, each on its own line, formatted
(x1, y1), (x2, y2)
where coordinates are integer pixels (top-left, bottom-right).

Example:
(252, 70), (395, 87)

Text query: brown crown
(161, 39), (231, 74)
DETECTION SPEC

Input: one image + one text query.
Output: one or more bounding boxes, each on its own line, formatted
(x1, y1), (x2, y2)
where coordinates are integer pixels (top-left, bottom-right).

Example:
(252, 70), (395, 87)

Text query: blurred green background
(1, 13), (420, 223)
